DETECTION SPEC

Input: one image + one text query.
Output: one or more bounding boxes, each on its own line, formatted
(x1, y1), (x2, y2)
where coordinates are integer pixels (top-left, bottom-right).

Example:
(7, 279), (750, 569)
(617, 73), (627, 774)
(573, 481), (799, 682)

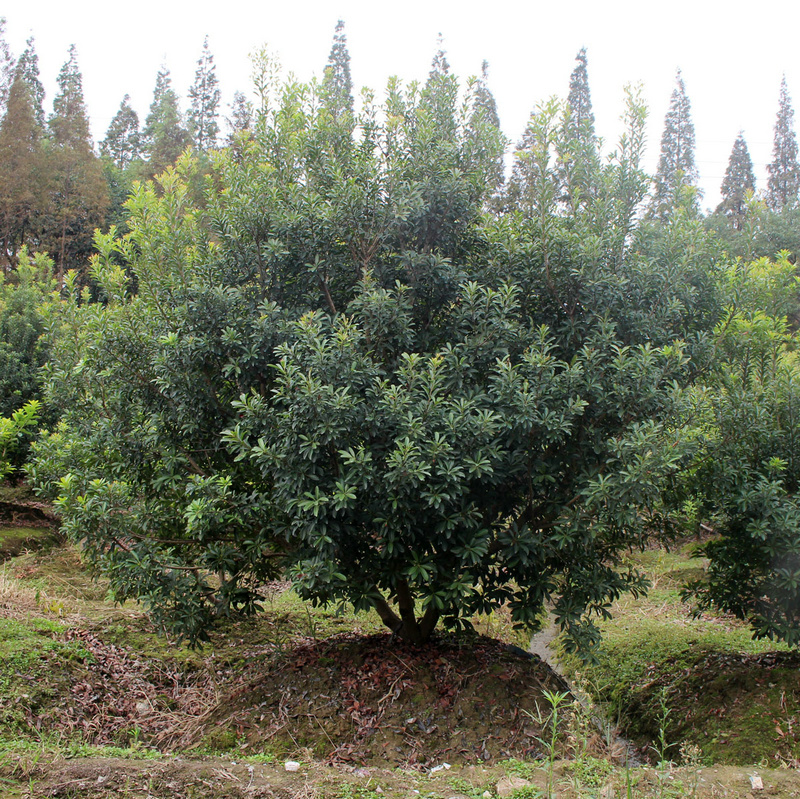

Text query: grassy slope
(562, 546), (800, 766)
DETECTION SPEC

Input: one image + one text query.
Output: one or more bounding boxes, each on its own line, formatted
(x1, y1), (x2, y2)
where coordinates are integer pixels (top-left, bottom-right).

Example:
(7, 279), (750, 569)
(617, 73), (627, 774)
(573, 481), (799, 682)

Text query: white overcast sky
(5, 0), (800, 210)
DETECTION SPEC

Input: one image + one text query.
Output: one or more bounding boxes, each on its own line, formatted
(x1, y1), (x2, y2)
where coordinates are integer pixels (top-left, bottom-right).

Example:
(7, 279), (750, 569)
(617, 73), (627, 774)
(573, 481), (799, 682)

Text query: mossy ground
(0, 526), (54, 559)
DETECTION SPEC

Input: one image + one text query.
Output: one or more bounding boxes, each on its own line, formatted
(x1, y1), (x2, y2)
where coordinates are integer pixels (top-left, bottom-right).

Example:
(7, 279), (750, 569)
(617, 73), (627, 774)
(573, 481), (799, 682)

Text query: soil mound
(621, 649), (800, 765)
(180, 632), (569, 766)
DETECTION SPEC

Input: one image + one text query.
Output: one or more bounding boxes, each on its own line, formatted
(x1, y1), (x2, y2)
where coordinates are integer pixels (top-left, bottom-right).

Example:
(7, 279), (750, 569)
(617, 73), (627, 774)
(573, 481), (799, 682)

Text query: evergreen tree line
(0, 23), (239, 282)
(1, 17), (800, 285)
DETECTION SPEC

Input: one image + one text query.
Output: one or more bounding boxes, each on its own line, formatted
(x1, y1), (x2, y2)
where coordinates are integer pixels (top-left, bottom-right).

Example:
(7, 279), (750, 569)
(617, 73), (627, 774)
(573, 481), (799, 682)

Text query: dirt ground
(7, 755), (800, 799)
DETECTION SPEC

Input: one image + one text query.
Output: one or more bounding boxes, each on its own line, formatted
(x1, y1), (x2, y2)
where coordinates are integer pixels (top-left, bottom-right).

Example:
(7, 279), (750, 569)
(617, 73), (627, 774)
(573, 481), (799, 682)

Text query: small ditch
(0, 494), (58, 561)
(530, 619), (644, 765)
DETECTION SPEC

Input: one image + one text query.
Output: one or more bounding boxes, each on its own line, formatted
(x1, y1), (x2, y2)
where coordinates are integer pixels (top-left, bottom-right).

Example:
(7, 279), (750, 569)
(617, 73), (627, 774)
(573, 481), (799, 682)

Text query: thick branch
(318, 273), (337, 316)
(371, 592), (402, 632)
(371, 584), (441, 645)
(419, 604), (441, 641)
(395, 579), (423, 645)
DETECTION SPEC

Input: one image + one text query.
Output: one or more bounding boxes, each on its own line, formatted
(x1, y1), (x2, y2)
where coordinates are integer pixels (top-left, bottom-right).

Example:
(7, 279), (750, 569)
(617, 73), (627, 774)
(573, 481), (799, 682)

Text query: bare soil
(10, 755), (800, 799)
(179, 632), (568, 765)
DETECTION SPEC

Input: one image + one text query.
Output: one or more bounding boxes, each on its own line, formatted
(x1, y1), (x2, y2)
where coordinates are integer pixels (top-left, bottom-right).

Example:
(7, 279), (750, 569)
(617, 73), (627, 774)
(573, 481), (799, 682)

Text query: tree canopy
(0, 26), (792, 653)
(30, 65), (748, 653)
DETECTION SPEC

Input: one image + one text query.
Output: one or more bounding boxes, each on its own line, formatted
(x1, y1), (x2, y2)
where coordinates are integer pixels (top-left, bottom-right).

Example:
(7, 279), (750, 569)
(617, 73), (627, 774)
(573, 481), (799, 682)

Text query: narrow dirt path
(529, 618), (643, 764)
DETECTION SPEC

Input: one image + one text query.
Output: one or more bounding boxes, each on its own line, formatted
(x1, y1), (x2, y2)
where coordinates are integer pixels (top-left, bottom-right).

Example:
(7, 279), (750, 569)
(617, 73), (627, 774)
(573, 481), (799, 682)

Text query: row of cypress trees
(0, 24), (235, 280)
(0, 17), (799, 284)
(650, 69), (799, 222)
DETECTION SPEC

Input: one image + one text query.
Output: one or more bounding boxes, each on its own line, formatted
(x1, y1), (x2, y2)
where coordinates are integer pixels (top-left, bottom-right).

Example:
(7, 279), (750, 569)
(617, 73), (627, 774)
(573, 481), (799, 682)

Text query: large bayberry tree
(32, 62), (729, 651)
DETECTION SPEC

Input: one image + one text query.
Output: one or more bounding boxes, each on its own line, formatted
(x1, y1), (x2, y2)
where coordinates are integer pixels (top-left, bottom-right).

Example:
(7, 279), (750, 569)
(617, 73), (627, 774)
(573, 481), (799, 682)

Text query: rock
(284, 761), (301, 772)
(497, 776), (533, 798)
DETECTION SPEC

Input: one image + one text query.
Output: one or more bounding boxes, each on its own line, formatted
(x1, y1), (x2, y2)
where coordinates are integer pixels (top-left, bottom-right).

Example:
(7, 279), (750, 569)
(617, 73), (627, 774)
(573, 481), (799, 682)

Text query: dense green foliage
(26, 60), (754, 652)
(0, 248), (54, 477)
(0, 398), (39, 482)
(0, 248), (54, 412)
(673, 255), (800, 644)
(0, 19), (796, 651)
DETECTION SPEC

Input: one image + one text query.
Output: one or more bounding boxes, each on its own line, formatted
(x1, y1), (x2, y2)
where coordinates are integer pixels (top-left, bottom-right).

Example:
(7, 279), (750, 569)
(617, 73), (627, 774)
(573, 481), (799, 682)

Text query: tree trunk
(371, 584), (441, 645)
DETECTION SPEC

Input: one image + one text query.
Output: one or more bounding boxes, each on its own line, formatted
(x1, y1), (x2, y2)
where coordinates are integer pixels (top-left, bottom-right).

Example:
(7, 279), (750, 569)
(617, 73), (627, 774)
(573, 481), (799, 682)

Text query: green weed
(525, 689), (570, 799)
(447, 776), (493, 799)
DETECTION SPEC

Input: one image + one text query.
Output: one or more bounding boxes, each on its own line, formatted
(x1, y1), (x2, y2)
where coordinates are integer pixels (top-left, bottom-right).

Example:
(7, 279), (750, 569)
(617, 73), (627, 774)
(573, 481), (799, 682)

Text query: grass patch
(8, 545), (109, 603)
(0, 614), (94, 739)
(563, 549), (799, 766)
(5, 535), (798, 776)
(0, 737), (163, 760)
(95, 585), (389, 675)
(0, 615), (72, 687)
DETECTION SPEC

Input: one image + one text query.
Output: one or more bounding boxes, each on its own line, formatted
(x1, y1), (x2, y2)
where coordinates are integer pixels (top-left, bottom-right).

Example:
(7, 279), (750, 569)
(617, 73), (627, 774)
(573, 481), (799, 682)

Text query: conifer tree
(322, 20), (353, 123)
(766, 77), (800, 211)
(567, 48), (595, 137)
(45, 45), (107, 282)
(226, 91), (252, 140)
(225, 91), (254, 161)
(15, 37), (45, 130)
(429, 34), (450, 79)
(49, 45), (92, 148)
(716, 132), (756, 229)
(506, 99), (561, 221)
(469, 60), (504, 199)
(424, 36), (457, 138)
(0, 18), (14, 118)
(101, 100), (142, 235)
(559, 47), (600, 212)
(187, 37), (220, 153)
(101, 94), (141, 168)
(473, 60), (500, 129)
(0, 74), (43, 266)
(649, 69), (698, 219)
(143, 66), (191, 176)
